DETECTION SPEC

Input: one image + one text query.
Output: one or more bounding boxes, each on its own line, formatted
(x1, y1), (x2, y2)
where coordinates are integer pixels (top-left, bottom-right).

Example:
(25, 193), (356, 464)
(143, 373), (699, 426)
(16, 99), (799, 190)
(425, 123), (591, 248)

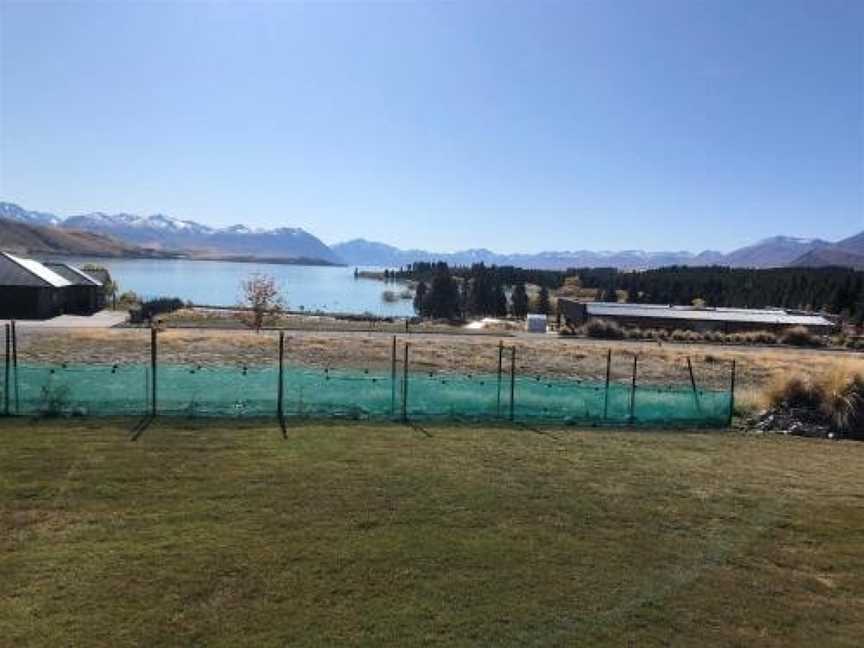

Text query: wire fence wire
(1, 327), (734, 426)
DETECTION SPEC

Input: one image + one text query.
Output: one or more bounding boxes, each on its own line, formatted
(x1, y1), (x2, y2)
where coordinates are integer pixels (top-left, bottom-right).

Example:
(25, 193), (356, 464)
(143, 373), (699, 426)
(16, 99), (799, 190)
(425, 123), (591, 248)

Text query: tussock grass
(764, 360), (864, 437)
(582, 318), (625, 339)
(780, 325), (825, 347)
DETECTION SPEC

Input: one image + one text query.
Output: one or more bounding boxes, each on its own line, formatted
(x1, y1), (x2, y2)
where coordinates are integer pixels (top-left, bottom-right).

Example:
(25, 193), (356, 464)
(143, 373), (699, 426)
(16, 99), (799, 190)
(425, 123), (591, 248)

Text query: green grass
(1, 420), (863, 647)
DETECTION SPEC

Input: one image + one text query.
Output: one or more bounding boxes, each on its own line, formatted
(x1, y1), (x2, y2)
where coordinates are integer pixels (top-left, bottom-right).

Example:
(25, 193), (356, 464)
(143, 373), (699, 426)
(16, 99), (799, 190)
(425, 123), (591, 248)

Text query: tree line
(578, 266), (864, 322)
(400, 262), (864, 322)
(410, 262), (550, 320)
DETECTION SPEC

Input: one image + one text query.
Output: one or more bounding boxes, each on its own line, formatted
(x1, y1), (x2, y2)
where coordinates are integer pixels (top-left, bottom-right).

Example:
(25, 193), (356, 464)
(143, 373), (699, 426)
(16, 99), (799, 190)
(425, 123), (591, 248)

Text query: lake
(62, 257), (415, 316)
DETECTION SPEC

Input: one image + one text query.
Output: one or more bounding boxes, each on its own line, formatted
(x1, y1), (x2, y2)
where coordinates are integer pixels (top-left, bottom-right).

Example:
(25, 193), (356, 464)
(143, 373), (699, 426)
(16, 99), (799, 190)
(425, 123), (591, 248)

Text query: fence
(2, 324), (736, 428)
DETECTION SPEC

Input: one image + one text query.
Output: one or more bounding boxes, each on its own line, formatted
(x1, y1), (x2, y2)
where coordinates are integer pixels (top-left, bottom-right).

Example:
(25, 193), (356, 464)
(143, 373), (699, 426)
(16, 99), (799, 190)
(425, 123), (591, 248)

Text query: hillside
(0, 217), (169, 257)
(5, 201), (864, 270)
(791, 247), (864, 270)
(0, 202), (339, 264)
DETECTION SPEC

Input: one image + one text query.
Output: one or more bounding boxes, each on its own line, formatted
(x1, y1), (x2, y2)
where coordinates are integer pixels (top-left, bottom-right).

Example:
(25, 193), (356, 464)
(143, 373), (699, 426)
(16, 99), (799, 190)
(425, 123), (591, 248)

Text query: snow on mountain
(0, 202), (339, 263)
(0, 202), (63, 226)
(4, 201), (864, 270)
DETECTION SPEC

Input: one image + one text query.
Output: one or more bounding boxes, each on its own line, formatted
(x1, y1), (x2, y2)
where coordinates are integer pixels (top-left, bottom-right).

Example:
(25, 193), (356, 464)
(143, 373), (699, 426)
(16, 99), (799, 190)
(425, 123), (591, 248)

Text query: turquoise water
(61, 257), (413, 316)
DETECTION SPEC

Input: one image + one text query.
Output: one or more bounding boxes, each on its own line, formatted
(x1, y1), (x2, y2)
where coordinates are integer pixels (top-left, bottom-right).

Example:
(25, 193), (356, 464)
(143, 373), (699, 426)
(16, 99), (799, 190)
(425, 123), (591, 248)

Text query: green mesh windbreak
(3, 362), (731, 426)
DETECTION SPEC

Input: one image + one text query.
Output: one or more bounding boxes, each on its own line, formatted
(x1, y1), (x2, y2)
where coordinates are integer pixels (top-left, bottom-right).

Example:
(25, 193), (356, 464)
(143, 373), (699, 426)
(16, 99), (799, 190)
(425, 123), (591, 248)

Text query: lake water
(62, 257), (414, 316)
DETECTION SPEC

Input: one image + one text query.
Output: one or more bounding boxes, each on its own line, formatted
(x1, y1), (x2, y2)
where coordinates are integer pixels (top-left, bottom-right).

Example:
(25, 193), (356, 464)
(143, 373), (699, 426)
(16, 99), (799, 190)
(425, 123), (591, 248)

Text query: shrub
(703, 330), (724, 343)
(381, 290), (398, 303)
(582, 319), (625, 340)
(140, 297), (185, 320)
(764, 363), (864, 438)
(118, 291), (140, 308)
(670, 329), (688, 341)
(765, 373), (822, 410)
(748, 331), (777, 345)
(780, 326), (824, 347)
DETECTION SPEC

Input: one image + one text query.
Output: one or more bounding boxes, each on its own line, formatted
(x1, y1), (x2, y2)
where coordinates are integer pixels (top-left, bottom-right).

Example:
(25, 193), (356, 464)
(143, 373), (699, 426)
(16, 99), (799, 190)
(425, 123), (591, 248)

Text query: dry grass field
(1, 420), (862, 646)
(14, 327), (864, 397)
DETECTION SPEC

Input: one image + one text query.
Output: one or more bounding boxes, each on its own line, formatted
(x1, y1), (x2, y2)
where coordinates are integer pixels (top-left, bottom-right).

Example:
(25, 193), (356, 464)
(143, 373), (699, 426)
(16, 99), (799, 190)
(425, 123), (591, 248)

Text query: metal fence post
(686, 356), (701, 413)
(628, 354), (638, 423)
(278, 332), (285, 426)
(728, 359), (737, 426)
(3, 324), (9, 416)
(496, 340), (504, 417)
(401, 342), (409, 422)
(603, 349), (611, 420)
(150, 327), (158, 417)
(391, 336), (397, 417)
(11, 320), (18, 414)
(509, 346), (516, 422)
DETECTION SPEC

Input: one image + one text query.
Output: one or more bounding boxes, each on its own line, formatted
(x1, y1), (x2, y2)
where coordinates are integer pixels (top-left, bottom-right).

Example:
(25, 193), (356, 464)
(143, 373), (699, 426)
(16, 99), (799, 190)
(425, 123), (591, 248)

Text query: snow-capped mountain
(0, 202), (63, 227)
(1, 202), (339, 263)
(331, 239), (722, 270)
(3, 201), (862, 270)
(331, 235), (859, 270)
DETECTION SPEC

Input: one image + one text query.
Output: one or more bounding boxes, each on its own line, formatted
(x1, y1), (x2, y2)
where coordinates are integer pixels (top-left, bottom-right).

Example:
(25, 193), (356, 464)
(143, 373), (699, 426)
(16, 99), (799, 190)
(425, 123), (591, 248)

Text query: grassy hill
(0, 217), (171, 257)
(1, 420), (862, 646)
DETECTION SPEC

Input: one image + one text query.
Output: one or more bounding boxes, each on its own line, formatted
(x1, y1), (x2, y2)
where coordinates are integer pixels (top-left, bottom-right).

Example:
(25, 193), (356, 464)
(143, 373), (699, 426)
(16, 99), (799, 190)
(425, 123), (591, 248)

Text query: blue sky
(1, 1), (861, 253)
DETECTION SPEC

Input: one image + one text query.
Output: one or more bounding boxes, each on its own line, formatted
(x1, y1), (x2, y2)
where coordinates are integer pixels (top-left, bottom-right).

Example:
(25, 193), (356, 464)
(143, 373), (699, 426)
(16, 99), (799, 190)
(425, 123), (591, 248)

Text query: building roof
(83, 267), (111, 285)
(572, 300), (834, 327)
(0, 252), (72, 288)
(43, 262), (103, 287)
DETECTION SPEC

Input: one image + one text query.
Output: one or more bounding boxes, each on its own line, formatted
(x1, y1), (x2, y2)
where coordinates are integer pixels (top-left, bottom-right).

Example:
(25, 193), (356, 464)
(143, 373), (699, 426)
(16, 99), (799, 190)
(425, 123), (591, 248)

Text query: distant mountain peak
(0, 201), (338, 264)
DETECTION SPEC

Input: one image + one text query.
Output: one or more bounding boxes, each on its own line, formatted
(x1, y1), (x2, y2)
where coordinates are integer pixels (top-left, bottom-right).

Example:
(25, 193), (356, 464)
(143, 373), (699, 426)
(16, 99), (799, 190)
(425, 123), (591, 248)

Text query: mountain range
(2, 201), (864, 270)
(0, 202), (340, 264)
(331, 235), (864, 270)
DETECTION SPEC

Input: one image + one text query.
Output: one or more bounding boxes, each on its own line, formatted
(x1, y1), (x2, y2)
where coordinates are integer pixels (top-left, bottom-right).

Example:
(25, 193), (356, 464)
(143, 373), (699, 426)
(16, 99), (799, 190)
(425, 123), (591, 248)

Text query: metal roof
(584, 302), (834, 327)
(44, 262), (102, 287)
(0, 252), (72, 288)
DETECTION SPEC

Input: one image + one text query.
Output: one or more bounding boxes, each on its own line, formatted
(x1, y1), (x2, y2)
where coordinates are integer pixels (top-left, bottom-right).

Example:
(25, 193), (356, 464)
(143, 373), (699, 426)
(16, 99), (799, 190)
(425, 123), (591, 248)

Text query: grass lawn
(1, 420), (863, 647)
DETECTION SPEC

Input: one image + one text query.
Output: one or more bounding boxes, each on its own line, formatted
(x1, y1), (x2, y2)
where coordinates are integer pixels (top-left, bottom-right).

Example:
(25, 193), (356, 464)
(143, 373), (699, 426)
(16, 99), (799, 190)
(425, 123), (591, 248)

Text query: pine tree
(424, 268), (461, 319)
(413, 281), (428, 315)
(494, 284), (508, 316)
(511, 283), (529, 317)
(538, 286), (550, 314)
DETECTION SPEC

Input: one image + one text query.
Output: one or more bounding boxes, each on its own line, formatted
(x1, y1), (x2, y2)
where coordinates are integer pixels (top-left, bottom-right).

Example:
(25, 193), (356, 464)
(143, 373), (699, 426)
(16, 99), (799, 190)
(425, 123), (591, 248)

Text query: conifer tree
(511, 283), (529, 317)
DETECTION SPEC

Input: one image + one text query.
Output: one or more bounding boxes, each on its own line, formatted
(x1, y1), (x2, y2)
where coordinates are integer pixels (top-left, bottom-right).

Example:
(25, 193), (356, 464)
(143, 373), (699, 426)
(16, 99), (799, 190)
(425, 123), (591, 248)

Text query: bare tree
(239, 273), (285, 331)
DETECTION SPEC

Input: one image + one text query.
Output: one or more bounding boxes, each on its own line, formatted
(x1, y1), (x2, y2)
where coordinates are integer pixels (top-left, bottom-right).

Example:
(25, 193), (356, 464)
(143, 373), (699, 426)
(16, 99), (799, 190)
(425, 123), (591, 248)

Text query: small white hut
(526, 313), (547, 333)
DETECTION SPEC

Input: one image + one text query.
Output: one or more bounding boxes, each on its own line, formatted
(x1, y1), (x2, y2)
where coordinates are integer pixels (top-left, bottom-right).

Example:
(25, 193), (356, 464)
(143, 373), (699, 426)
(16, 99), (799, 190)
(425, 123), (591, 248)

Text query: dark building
(44, 263), (104, 314)
(558, 299), (836, 334)
(0, 253), (106, 319)
(0, 252), (71, 319)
